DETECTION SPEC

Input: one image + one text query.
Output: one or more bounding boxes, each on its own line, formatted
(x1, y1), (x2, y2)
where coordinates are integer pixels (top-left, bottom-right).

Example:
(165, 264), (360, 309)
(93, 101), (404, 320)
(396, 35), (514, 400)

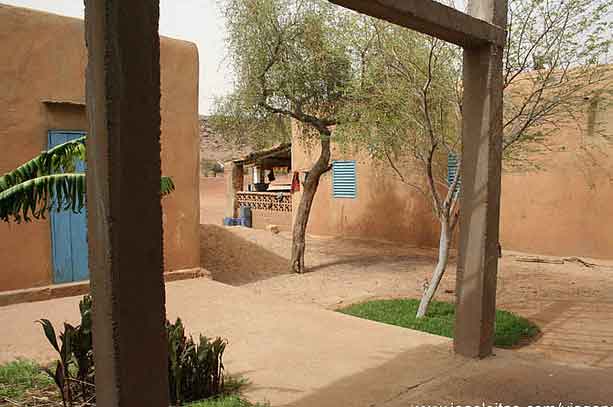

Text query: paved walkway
(2, 278), (613, 406)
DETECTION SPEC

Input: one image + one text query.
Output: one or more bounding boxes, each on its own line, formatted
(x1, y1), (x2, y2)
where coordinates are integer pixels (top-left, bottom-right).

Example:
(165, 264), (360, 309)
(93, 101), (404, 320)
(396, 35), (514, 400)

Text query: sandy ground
(201, 226), (613, 369)
(0, 177), (611, 405)
(2, 276), (612, 406)
(200, 175), (613, 369)
(200, 176), (226, 225)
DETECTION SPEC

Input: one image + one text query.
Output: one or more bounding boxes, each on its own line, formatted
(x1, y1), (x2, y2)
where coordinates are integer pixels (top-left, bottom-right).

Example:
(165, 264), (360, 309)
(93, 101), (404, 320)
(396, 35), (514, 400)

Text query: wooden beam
(327, 0), (505, 48)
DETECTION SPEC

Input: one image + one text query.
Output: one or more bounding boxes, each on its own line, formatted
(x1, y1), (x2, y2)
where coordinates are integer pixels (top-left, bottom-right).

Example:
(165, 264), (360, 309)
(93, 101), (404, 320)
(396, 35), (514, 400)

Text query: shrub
(201, 159), (225, 176)
(38, 295), (94, 407)
(39, 296), (229, 406)
(167, 318), (228, 405)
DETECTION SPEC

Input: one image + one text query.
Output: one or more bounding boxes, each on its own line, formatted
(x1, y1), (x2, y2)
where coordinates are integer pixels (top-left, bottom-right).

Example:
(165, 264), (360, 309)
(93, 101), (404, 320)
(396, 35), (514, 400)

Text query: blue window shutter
(332, 160), (357, 199)
(447, 153), (461, 194)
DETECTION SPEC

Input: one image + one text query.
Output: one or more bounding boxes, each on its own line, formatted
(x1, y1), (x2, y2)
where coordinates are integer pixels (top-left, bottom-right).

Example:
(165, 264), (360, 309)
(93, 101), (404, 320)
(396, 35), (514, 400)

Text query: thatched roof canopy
(230, 143), (291, 169)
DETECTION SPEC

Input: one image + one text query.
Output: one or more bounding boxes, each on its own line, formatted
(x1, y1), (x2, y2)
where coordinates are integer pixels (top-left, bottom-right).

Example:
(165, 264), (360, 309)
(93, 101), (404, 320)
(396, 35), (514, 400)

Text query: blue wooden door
(49, 131), (89, 283)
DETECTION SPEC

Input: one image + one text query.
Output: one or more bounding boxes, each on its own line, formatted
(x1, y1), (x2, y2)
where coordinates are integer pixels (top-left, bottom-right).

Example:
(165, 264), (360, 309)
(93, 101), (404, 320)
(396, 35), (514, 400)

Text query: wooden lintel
(327, 0), (506, 48)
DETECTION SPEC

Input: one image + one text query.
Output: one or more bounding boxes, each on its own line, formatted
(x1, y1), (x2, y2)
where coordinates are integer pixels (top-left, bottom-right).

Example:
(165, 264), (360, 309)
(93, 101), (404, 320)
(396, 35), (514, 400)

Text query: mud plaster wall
(499, 105), (613, 260)
(0, 5), (200, 291)
(293, 100), (613, 260)
(292, 136), (441, 248)
(251, 210), (292, 232)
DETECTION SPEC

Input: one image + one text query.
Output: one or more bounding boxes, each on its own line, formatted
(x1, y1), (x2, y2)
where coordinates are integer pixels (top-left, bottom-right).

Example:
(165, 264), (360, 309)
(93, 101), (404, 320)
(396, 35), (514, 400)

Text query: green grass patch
(0, 359), (54, 401)
(0, 360), (264, 407)
(187, 395), (268, 407)
(338, 299), (540, 348)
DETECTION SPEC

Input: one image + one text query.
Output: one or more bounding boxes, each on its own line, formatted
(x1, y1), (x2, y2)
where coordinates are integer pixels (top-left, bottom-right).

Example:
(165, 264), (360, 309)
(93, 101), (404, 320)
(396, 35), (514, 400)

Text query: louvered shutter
(447, 153), (461, 195)
(332, 160), (357, 199)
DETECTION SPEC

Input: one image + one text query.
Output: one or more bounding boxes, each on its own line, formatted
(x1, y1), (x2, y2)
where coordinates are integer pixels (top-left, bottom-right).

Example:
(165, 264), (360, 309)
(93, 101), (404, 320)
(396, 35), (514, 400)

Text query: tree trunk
(291, 135), (331, 273)
(417, 219), (451, 318)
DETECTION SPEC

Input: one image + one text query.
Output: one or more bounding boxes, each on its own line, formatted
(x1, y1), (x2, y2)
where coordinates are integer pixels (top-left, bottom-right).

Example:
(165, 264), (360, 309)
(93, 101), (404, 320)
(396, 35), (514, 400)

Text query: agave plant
(0, 136), (175, 223)
(167, 318), (227, 405)
(39, 295), (95, 407)
(40, 300), (229, 407)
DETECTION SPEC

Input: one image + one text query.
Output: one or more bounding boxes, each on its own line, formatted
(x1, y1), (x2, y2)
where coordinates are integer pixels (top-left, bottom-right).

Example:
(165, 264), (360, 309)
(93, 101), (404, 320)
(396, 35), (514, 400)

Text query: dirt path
(4, 277), (613, 407)
(201, 224), (290, 285)
(200, 225), (613, 369)
(200, 175), (613, 367)
(200, 176), (226, 225)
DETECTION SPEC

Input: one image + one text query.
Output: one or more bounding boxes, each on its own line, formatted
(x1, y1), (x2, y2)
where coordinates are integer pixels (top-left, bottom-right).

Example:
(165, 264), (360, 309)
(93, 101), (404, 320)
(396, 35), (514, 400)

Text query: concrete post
(225, 161), (244, 218)
(454, 0), (507, 358)
(84, 1), (170, 405)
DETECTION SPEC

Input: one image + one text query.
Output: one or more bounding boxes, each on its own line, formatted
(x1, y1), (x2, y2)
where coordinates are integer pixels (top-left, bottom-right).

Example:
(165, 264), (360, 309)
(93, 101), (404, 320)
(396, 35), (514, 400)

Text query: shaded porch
(225, 143), (293, 231)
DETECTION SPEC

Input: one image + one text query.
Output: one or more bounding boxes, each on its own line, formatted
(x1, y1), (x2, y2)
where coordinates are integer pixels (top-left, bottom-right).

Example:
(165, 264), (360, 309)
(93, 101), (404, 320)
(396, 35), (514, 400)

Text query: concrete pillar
(84, 1), (170, 406)
(225, 161), (244, 218)
(454, 0), (507, 358)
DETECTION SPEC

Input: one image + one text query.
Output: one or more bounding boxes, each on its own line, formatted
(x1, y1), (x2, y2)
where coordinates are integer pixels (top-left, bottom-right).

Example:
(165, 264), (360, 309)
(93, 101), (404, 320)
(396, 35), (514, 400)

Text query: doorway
(48, 130), (89, 284)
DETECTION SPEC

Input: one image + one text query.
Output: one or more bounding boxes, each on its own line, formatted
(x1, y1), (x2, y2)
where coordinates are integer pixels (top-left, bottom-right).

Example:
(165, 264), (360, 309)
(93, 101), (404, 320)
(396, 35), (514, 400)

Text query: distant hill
(199, 116), (253, 174)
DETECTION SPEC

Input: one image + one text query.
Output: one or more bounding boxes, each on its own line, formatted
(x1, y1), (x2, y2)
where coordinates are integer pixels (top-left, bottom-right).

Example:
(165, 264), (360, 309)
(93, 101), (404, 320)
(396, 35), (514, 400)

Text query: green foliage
(201, 159), (225, 176)
(161, 175), (176, 196)
(0, 137), (87, 222)
(167, 318), (228, 405)
(502, 0), (613, 166)
(0, 137), (86, 193)
(338, 0), (613, 174)
(187, 395), (268, 407)
(208, 104), (291, 151)
(0, 137), (175, 223)
(0, 359), (54, 402)
(0, 174), (87, 223)
(217, 0), (377, 272)
(38, 295), (95, 407)
(0, 361), (263, 407)
(39, 297), (229, 406)
(337, 26), (461, 188)
(339, 299), (540, 348)
(335, 0), (612, 315)
(215, 0), (366, 141)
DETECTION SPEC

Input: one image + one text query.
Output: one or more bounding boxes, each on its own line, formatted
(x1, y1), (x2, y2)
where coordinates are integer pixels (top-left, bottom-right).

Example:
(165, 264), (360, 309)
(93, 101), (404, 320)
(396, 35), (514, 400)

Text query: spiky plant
(0, 136), (175, 223)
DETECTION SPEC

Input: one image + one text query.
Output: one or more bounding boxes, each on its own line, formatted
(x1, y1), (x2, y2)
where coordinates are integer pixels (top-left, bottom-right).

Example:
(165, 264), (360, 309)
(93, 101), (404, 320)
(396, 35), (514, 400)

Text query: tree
(337, 28), (462, 318)
(338, 0), (613, 317)
(215, 0), (371, 273)
(0, 136), (175, 223)
(209, 94), (291, 151)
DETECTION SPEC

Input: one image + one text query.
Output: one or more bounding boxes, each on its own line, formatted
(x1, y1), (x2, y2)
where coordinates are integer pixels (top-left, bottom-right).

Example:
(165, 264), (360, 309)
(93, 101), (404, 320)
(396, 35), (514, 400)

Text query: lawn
(338, 299), (540, 348)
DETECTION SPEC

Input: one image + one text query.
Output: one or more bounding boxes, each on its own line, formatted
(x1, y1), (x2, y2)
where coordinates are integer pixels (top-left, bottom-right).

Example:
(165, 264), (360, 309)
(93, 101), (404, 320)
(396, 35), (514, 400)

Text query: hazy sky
(3, 0), (231, 114)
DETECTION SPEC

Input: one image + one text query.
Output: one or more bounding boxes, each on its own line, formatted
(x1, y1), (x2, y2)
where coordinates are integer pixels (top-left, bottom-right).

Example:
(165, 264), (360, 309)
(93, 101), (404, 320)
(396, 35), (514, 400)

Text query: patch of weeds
(186, 395), (268, 407)
(0, 359), (55, 402)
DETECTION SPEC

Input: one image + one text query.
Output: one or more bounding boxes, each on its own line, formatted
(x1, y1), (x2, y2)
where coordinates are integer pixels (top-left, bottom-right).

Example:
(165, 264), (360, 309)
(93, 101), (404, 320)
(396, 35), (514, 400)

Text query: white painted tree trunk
(417, 219), (451, 318)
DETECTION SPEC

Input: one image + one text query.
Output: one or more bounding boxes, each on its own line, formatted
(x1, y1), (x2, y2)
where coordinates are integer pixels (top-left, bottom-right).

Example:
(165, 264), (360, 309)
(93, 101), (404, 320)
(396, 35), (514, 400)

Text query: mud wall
(292, 138), (441, 248)
(294, 99), (613, 259)
(0, 5), (200, 291)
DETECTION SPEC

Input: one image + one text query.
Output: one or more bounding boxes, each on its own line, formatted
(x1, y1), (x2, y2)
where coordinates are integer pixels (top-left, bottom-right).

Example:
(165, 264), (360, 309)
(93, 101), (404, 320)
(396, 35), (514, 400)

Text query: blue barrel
(223, 217), (236, 226)
(239, 207), (252, 228)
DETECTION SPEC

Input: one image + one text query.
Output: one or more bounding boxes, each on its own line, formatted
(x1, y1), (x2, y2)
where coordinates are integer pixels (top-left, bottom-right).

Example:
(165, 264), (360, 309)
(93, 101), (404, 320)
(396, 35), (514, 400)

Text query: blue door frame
(48, 131), (89, 284)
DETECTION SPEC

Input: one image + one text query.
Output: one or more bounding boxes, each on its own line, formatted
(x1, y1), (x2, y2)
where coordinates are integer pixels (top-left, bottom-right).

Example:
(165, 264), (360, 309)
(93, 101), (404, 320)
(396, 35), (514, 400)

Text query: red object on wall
(291, 171), (300, 194)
